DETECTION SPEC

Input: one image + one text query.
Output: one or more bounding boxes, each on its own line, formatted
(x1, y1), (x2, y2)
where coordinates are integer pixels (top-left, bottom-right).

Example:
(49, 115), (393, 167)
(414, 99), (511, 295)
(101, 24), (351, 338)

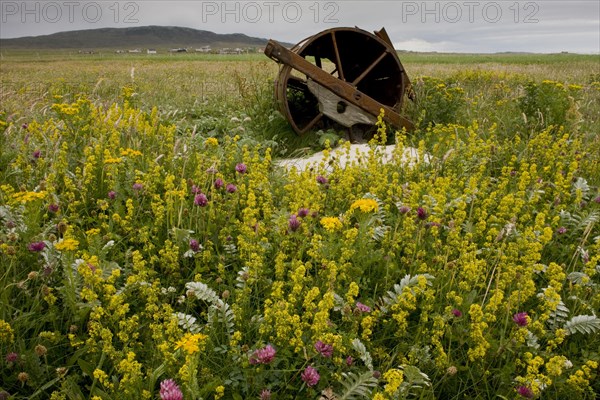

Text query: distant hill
(0, 25), (278, 50)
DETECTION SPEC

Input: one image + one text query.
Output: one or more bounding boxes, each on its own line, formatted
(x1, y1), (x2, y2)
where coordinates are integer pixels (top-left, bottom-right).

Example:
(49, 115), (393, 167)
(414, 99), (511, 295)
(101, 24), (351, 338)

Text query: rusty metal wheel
(270, 27), (413, 137)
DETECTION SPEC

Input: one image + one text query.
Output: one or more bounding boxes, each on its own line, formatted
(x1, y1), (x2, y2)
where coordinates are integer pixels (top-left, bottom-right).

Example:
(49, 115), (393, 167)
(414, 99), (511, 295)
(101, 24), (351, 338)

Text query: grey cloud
(0, 1), (598, 53)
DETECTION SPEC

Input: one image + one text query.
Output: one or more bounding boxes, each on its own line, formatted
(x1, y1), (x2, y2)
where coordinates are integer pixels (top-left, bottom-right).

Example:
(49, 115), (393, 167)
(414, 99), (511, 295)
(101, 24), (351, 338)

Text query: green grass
(1, 51), (599, 400)
(1, 51), (599, 157)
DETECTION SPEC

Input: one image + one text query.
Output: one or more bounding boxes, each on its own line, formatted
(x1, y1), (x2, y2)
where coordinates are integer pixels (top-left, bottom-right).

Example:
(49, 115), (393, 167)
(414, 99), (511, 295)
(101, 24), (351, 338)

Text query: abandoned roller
(264, 27), (414, 139)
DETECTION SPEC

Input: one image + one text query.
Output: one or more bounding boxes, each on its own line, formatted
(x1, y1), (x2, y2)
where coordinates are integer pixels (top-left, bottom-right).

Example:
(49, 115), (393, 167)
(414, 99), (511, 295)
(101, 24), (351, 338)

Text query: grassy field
(1, 51), (599, 399)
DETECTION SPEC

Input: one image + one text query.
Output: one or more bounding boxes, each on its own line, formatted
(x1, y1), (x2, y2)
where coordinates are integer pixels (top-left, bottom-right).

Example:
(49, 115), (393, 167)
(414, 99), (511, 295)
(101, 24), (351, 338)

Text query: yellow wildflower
(0, 319), (15, 344)
(214, 385), (225, 399)
(383, 368), (404, 395)
(175, 333), (208, 355)
(320, 216), (343, 232)
(11, 191), (47, 203)
(350, 198), (379, 213)
(104, 157), (122, 164)
(54, 238), (79, 252)
(205, 137), (219, 147)
(120, 148), (143, 157)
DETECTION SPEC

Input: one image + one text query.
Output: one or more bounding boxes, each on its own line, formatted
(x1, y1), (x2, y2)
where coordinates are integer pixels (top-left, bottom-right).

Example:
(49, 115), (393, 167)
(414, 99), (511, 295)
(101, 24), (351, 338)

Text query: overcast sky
(1, 0), (599, 53)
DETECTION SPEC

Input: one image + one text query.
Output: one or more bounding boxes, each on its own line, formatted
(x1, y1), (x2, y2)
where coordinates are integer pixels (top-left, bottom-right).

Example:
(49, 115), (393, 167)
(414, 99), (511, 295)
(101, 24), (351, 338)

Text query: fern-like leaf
(185, 281), (219, 304)
(174, 312), (202, 333)
(208, 300), (235, 335)
(572, 177), (590, 197)
(380, 274), (435, 312)
(567, 272), (590, 286)
(223, 242), (238, 262)
(236, 266), (249, 289)
(548, 300), (570, 329)
(319, 387), (338, 400)
(337, 371), (378, 400)
(564, 315), (600, 335)
(351, 339), (373, 371)
(0, 205), (26, 232)
(371, 225), (390, 242)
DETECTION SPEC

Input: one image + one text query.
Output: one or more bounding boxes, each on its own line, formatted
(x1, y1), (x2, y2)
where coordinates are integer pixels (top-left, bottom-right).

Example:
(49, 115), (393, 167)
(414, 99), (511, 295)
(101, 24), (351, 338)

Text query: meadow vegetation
(1, 52), (599, 399)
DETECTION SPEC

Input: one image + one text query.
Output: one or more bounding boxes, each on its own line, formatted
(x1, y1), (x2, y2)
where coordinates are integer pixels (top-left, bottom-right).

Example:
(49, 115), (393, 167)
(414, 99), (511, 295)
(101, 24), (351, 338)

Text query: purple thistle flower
(452, 309), (463, 317)
(0, 391), (9, 400)
(516, 385), (534, 398)
(226, 183), (237, 193)
(108, 191), (116, 200)
(189, 239), (200, 252)
(513, 312), (528, 327)
(5, 352), (18, 363)
(288, 214), (301, 232)
(417, 207), (428, 220)
(28, 241), (46, 252)
(314, 340), (333, 358)
(22, 123), (28, 130)
(194, 193), (208, 207)
(235, 163), (247, 174)
(356, 302), (371, 313)
(316, 175), (328, 185)
(297, 208), (310, 218)
(346, 356), (353, 366)
(32, 150), (41, 159)
(159, 379), (183, 400)
(191, 185), (201, 194)
(250, 344), (276, 365)
(556, 227), (567, 234)
(214, 178), (224, 189)
(48, 204), (59, 213)
(132, 183), (143, 192)
(260, 389), (272, 400)
(301, 365), (320, 387)
(594, 195), (600, 204)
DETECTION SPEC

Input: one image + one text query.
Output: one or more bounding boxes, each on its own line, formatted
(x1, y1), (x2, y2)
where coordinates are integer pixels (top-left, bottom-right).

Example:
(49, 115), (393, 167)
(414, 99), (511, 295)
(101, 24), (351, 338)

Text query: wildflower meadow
(1, 52), (599, 399)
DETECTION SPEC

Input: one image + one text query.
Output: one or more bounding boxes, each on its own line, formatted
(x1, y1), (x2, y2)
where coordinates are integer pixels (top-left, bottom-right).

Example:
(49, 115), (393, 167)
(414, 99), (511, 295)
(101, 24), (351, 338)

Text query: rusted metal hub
(264, 27), (414, 137)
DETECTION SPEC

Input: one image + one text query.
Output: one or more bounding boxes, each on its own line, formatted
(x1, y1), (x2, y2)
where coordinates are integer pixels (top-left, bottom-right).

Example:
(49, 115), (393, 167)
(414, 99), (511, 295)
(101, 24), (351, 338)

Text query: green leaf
(337, 371), (378, 400)
(77, 358), (96, 377)
(564, 315), (600, 335)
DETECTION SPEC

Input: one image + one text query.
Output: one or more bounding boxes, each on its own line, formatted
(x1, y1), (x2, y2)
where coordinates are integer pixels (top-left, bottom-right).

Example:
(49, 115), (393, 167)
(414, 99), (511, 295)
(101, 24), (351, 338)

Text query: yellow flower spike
(205, 137), (219, 147)
(383, 368), (404, 395)
(0, 319), (15, 344)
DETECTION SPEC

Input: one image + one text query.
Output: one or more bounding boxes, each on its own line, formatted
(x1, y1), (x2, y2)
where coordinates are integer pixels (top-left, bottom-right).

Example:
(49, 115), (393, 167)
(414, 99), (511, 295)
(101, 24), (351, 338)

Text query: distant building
(219, 48), (243, 55)
(128, 49), (141, 53)
(147, 49), (157, 54)
(170, 48), (188, 53)
(196, 46), (211, 53)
